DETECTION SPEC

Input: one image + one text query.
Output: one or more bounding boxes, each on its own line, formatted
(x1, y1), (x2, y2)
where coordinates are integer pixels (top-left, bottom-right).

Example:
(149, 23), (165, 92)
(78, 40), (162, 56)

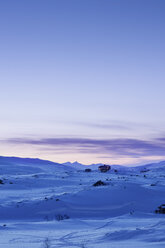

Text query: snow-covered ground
(0, 156), (165, 248)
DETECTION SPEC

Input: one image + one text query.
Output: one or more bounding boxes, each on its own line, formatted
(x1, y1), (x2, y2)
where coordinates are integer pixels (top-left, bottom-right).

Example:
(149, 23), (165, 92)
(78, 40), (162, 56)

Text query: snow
(0, 156), (165, 247)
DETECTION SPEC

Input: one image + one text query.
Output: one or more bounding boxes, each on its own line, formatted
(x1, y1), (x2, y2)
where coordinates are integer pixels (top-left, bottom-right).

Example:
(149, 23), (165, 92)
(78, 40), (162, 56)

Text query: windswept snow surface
(0, 157), (165, 247)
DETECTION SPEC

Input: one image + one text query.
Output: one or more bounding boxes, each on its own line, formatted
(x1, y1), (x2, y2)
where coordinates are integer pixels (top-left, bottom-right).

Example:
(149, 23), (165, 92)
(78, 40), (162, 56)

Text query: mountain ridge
(1, 155), (165, 170)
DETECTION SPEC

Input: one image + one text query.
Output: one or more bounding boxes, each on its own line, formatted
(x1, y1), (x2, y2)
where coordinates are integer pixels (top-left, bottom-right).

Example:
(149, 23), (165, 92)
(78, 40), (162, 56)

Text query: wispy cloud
(72, 120), (154, 132)
(3, 137), (165, 158)
(75, 121), (132, 130)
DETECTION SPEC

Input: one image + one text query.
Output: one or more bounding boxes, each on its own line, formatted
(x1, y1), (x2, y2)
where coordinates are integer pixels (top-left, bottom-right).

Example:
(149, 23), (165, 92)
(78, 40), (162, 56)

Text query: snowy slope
(0, 156), (165, 248)
(135, 160), (165, 170)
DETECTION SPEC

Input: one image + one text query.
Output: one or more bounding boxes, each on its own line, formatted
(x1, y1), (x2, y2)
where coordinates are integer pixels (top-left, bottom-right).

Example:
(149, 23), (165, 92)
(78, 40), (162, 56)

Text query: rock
(85, 169), (92, 172)
(93, 180), (106, 187)
(155, 204), (165, 214)
(98, 165), (111, 172)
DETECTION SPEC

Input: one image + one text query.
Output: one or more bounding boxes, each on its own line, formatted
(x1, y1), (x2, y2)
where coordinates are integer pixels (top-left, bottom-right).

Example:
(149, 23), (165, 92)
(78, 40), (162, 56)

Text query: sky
(0, 0), (165, 165)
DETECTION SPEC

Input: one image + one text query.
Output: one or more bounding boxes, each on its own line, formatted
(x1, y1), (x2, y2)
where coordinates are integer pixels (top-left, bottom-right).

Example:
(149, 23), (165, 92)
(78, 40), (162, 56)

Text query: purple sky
(0, 0), (165, 165)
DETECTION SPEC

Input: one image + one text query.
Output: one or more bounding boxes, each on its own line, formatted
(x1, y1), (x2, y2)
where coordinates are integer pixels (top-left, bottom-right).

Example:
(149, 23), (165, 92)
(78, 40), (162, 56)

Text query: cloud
(3, 137), (165, 158)
(75, 121), (132, 130)
(72, 120), (154, 132)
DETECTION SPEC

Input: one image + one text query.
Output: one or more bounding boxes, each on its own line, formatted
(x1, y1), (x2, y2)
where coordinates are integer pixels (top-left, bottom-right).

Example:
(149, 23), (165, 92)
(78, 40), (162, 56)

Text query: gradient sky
(0, 0), (165, 165)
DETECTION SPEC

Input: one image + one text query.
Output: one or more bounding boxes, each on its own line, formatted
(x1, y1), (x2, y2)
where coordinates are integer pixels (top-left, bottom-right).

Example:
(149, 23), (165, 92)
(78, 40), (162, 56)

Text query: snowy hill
(0, 156), (74, 175)
(1, 156), (165, 247)
(128, 161), (165, 174)
(137, 160), (165, 170)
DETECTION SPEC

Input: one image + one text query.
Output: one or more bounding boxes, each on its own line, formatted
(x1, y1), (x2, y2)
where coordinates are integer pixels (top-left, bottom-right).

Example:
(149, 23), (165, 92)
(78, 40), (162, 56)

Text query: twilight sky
(0, 0), (165, 165)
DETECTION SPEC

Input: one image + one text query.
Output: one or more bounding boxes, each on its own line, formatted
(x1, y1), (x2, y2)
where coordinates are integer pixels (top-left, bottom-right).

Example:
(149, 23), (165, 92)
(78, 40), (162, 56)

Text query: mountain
(2, 156), (165, 172)
(63, 161), (127, 170)
(63, 161), (86, 169)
